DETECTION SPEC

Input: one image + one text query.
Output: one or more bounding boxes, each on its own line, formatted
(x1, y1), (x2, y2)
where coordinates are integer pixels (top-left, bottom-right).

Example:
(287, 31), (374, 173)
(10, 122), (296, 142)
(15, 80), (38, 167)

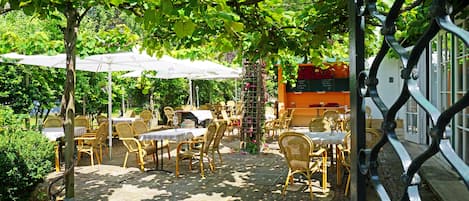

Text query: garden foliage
(0, 106), (54, 201)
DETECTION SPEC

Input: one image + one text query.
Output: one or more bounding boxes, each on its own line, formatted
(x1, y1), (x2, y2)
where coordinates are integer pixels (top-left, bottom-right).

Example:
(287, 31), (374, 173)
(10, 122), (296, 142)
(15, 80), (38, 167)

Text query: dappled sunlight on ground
(44, 135), (342, 201)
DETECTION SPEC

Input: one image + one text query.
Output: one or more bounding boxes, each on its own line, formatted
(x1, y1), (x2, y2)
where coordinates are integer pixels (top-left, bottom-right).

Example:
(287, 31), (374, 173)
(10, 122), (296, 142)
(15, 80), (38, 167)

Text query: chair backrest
(94, 122), (109, 146)
(343, 131), (352, 150)
(75, 116), (90, 129)
(132, 119), (148, 135)
(220, 110), (230, 121)
(96, 115), (108, 125)
(308, 117), (329, 132)
(163, 106), (175, 119)
(365, 105), (373, 128)
(44, 116), (63, 128)
(365, 128), (382, 148)
(202, 123), (218, 153)
(115, 122), (139, 152)
(212, 121), (228, 149)
(124, 110), (136, 117)
(279, 132), (315, 171)
(323, 110), (340, 122)
(139, 110), (152, 122)
(199, 104), (210, 110)
(287, 108), (295, 118)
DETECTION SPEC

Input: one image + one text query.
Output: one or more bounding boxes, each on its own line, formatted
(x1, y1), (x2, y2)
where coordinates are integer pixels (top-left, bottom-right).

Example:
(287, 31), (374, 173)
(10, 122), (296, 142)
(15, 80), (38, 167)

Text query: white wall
(365, 57), (406, 120)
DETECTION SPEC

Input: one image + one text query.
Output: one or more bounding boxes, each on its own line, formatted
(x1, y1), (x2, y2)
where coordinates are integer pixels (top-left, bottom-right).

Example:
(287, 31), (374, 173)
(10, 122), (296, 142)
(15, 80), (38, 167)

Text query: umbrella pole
(107, 65), (113, 160)
(235, 79), (238, 101)
(189, 78), (193, 110)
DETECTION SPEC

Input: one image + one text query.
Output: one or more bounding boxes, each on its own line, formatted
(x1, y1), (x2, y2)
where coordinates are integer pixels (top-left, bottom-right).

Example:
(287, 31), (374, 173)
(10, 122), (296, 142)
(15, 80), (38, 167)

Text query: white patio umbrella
(0, 50), (187, 158)
(122, 62), (241, 108)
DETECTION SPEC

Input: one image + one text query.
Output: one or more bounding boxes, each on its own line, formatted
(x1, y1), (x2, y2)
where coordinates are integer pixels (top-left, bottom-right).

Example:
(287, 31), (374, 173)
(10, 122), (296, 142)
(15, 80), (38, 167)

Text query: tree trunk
(61, 5), (79, 200)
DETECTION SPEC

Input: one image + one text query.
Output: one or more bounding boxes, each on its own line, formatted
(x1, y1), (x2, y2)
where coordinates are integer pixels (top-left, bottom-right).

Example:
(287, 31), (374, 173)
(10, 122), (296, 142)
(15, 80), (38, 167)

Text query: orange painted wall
(278, 64), (350, 126)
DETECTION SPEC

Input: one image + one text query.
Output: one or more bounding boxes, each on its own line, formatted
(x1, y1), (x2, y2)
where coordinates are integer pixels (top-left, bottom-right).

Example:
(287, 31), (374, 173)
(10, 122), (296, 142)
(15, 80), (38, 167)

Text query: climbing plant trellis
(349, 0), (469, 200)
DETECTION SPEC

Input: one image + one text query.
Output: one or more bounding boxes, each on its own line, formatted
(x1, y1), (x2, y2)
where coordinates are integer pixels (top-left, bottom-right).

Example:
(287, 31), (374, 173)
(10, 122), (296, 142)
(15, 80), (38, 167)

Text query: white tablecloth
(112, 117), (138, 123)
(176, 110), (213, 124)
(138, 128), (206, 142)
(304, 131), (346, 145)
(42, 127), (87, 141)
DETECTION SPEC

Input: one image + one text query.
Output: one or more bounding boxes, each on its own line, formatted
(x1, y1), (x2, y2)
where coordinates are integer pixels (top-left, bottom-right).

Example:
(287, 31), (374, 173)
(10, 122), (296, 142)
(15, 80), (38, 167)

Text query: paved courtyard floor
(42, 129), (438, 201)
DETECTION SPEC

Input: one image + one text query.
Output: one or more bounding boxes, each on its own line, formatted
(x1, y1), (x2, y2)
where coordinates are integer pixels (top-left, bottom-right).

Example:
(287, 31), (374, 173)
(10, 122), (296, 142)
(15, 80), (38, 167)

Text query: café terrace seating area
(42, 102), (392, 200)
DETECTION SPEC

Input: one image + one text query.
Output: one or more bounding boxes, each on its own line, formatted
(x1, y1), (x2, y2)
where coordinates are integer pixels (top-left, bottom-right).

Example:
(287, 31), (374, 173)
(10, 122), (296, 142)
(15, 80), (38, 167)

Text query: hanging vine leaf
(174, 20), (196, 38)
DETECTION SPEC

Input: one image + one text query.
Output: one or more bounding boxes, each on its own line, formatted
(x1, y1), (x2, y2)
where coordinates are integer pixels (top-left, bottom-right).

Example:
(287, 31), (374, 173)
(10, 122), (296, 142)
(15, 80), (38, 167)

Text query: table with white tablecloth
(42, 127), (87, 172)
(138, 128), (207, 171)
(296, 129), (347, 185)
(112, 117), (138, 123)
(42, 126), (87, 141)
(175, 110), (213, 127)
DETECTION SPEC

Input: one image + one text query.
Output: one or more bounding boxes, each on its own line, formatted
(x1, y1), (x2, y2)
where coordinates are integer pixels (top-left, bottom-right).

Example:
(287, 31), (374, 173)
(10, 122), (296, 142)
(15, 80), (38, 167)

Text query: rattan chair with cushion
(132, 119), (171, 160)
(278, 132), (328, 199)
(115, 122), (157, 171)
(175, 122), (217, 178)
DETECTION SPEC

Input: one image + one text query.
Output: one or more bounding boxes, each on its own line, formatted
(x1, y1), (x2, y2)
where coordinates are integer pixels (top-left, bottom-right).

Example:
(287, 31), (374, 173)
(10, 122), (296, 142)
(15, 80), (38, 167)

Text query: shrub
(0, 106), (54, 201)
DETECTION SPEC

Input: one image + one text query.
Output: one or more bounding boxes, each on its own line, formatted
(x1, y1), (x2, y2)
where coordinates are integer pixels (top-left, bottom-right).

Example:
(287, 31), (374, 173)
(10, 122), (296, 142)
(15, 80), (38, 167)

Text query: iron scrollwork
(351, 0), (469, 200)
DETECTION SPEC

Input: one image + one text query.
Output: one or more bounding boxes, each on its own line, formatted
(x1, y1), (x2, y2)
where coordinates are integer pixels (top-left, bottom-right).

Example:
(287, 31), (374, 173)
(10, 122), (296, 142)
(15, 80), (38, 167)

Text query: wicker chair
(44, 116), (63, 128)
(132, 119), (171, 160)
(278, 132), (328, 199)
(139, 110), (153, 127)
(115, 122), (157, 171)
(366, 128), (382, 149)
(175, 122), (217, 178)
(124, 110), (136, 117)
(210, 120), (228, 165)
(365, 105), (373, 128)
(75, 115), (91, 132)
(337, 132), (352, 195)
(75, 122), (109, 167)
(163, 106), (175, 126)
(308, 117), (330, 132)
(96, 115), (108, 129)
(322, 110), (341, 131)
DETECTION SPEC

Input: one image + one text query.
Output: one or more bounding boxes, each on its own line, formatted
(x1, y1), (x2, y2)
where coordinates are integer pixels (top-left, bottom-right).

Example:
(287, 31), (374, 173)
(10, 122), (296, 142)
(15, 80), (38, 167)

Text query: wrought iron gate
(349, 0), (469, 200)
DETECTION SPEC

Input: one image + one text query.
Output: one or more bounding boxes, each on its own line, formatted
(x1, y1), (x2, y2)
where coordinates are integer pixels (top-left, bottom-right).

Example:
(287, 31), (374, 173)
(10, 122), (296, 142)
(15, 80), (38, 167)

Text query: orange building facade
(277, 63), (350, 126)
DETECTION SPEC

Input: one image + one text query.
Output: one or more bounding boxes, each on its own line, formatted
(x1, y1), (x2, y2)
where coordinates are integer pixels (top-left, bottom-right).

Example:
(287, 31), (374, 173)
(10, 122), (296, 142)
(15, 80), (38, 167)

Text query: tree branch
(77, 7), (92, 24)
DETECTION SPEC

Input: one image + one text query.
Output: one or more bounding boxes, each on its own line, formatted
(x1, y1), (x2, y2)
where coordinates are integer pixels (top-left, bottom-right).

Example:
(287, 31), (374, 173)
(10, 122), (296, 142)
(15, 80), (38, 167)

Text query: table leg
(336, 145), (341, 185)
(149, 139), (172, 173)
